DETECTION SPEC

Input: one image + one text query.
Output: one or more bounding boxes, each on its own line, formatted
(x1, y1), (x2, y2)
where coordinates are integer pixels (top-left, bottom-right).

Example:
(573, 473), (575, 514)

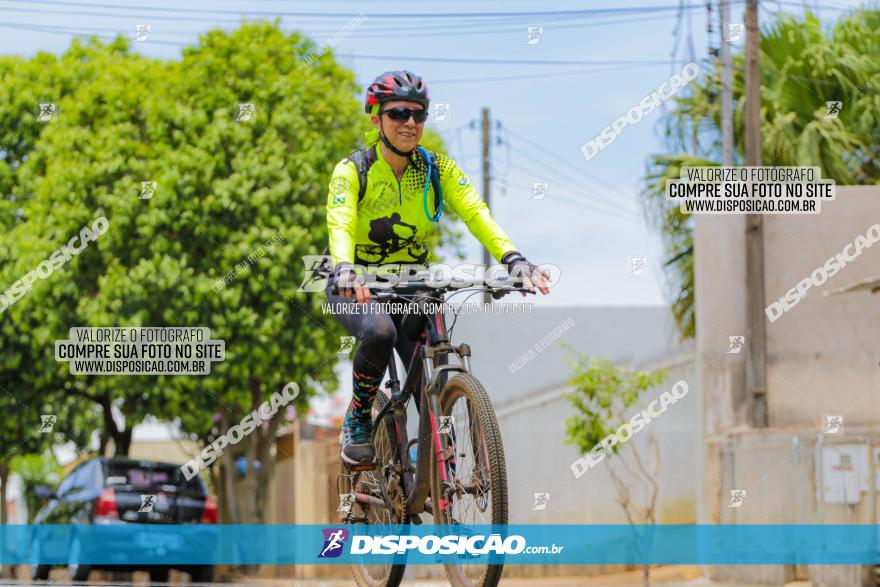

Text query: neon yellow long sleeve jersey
(325, 145), (517, 266)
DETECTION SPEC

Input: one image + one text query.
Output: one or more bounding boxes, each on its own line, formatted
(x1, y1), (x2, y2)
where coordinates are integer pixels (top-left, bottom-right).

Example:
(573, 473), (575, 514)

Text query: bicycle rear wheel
(431, 373), (508, 587)
(349, 390), (406, 587)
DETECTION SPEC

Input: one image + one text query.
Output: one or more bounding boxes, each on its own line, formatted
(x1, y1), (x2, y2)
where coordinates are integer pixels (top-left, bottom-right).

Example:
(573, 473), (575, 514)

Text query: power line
(0, 4), (716, 41)
(334, 54), (671, 66)
(334, 12), (707, 37)
(0, 21), (688, 66)
(0, 3), (247, 25)
(773, 0), (853, 10)
(504, 142), (642, 221)
(0, 4), (710, 34)
(0, 22), (185, 45)
(445, 115), (640, 224)
(505, 139), (639, 216)
(685, 0), (697, 64)
(0, 0), (716, 19)
(0, 12), (702, 41)
(429, 63), (663, 84)
(502, 127), (641, 214)
(0, 20), (200, 36)
(290, 12), (700, 38)
(495, 123), (512, 177)
(444, 122), (639, 223)
(501, 166), (643, 224)
(501, 168), (641, 222)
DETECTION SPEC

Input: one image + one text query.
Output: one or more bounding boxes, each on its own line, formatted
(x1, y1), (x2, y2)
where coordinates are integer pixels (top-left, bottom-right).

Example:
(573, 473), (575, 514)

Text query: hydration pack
(346, 144), (442, 217)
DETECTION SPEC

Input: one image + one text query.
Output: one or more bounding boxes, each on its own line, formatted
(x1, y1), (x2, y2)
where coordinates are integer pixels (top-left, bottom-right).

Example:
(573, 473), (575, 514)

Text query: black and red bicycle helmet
(364, 70), (430, 114)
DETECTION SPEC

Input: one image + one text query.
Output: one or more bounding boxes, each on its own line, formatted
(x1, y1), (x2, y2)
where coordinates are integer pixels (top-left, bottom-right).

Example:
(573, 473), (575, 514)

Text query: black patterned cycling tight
(325, 283), (430, 426)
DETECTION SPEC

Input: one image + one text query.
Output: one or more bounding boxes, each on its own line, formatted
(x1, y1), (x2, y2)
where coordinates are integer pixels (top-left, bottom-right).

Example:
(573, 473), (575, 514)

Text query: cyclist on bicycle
(326, 70), (550, 465)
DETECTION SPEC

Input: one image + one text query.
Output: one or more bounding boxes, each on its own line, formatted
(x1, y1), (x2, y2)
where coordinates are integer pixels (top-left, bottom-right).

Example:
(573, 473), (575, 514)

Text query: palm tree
(641, 7), (880, 339)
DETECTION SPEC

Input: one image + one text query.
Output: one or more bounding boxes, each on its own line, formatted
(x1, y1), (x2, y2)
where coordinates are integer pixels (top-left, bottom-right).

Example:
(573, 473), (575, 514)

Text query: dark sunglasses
(380, 106), (428, 123)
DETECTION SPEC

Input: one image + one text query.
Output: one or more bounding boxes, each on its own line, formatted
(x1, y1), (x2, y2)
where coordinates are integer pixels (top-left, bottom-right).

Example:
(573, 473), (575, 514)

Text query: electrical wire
(0, 19), (693, 68)
(774, 0), (852, 10)
(0, 0), (737, 44)
(0, 0), (717, 19)
(0, 22), (186, 45)
(495, 124), (512, 177)
(0, 4), (724, 44)
(502, 163), (643, 223)
(502, 127), (641, 214)
(334, 54), (671, 66)
(504, 142), (642, 221)
(0, 4), (708, 36)
(329, 12), (708, 38)
(429, 63), (664, 84)
(685, 0), (697, 65)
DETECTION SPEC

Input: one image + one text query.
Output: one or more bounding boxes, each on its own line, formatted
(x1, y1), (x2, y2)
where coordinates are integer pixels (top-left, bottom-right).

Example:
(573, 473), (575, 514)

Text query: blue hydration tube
(418, 146), (443, 223)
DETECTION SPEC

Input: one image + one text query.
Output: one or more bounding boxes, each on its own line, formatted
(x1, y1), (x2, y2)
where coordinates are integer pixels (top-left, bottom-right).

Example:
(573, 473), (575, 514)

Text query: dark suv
(31, 456), (216, 583)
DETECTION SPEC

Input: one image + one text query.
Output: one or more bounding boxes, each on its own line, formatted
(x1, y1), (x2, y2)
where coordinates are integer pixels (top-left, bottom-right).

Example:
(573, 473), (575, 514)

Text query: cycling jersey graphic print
(356, 213), (428, 264)
(326, 145), (517, 267)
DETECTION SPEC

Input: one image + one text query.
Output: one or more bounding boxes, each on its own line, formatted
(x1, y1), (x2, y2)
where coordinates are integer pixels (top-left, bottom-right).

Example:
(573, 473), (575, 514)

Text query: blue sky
(0, 0), (866, 307)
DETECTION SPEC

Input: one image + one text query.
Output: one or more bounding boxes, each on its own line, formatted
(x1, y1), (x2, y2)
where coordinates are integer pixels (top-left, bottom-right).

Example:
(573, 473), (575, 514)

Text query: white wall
(497, 356), (698, 524)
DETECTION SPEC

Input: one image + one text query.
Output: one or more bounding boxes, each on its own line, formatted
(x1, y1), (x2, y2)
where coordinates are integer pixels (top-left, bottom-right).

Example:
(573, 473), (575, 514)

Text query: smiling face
(371, 99), (425, 153)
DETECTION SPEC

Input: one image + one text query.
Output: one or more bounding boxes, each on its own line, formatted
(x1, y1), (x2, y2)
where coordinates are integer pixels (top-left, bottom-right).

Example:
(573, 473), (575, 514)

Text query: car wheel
(31, 539), (51, 580)
(32, 564), (51, 581)
(149, 567), (170, 583)
(69, 561), (91, 581)
(189, 565), (214, 583)
(68, 537), (91, 582)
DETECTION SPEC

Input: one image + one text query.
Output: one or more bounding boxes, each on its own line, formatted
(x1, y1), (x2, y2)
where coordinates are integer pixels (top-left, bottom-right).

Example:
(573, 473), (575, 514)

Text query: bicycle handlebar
(328, 276), (534, 299)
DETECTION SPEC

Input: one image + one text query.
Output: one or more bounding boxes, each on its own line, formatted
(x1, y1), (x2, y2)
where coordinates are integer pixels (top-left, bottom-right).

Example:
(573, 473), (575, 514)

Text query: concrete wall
(694, 211), (749, 438)
(706, 429), (880, 585)
(498, 354), (698, 525)
(127, 438), (200, 465)
(289, 423), (345, 580)
(698, 186), (880, 586)
(494, 355), (698, 579)
(763, 188), (880, 427)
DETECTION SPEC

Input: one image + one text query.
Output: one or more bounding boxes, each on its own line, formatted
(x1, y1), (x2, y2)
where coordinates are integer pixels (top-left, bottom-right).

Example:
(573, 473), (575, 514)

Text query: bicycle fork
(407, 344), (470, 517)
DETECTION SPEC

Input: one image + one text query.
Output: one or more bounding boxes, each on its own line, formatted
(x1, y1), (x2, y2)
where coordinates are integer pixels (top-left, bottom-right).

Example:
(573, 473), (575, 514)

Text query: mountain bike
(333, 278), (531, 587)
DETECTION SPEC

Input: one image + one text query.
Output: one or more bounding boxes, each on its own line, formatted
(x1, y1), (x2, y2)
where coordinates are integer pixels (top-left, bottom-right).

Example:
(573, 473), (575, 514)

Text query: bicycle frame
(361, 299), (474, 520)
(335, 281), (528, 526)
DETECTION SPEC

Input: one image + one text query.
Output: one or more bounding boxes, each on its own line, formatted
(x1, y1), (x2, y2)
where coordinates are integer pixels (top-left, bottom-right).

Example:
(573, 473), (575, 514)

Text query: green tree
(2, 40), (173, 456)
(641, 8), (880, 339)
(0, 387), (93, 527)
(0, 42), (135, 519)
(10, 453), (63, 523)
(563, 348), (667, 587)
(2, 21), (459, 525)
(0, 38), (134, 229)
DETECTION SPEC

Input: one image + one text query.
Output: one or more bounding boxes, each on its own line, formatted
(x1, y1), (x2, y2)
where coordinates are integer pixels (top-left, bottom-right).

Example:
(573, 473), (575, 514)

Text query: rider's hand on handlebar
(522, 267), (552, 296)
(502, 251), (552, 296)
(334, 264), (372, 304)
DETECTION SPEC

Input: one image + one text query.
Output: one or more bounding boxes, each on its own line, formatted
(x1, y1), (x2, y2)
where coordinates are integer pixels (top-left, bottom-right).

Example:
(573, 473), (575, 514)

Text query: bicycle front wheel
(349, 390), (406, 587)
(431, 373), (508, 587)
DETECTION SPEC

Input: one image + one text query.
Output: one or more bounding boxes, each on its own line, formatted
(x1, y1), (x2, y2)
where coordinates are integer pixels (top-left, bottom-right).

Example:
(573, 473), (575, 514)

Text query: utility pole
(481, 107), (492, 304)
(744, 0), (767, 427)
(720, 0), (733, 166)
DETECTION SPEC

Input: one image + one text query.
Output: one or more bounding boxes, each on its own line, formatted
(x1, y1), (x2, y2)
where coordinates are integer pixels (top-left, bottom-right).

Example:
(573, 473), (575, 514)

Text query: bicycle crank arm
(354, 493), (387, 510)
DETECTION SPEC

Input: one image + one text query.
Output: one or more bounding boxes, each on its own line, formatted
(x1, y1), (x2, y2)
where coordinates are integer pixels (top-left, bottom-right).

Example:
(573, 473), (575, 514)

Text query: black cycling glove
(332, 263), (365, 294)
(501, 250), (540, 284)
